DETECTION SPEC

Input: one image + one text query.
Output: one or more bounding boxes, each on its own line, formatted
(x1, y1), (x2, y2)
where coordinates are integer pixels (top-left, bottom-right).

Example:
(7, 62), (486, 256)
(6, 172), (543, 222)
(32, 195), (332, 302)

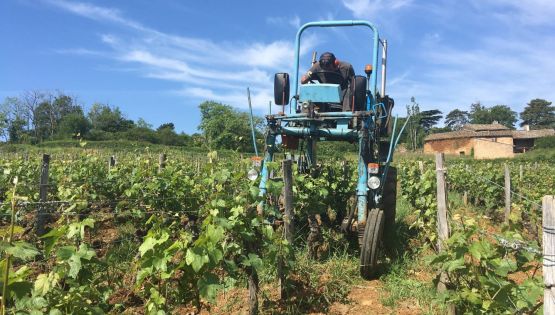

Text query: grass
(255, 232), (361, 314)
(375, 195), (446, 314)
(379, 255), (442, 314)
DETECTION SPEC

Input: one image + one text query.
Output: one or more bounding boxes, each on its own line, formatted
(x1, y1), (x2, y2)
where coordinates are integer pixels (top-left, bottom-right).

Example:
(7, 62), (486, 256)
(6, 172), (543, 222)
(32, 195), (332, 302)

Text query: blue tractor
(257, 20), (407, 279)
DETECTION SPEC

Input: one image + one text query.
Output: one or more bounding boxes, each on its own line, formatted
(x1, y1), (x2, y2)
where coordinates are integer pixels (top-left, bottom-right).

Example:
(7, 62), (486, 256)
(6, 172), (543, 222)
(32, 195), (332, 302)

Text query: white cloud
(476, 0), (555, 25)
(178, 87), (274, 111)
(47, 1), (317, 110)
(342, 0), (412, 19)
(266, 15), (301, 29)
(388, 32), (555, 119)
(45, 0), (147, 31)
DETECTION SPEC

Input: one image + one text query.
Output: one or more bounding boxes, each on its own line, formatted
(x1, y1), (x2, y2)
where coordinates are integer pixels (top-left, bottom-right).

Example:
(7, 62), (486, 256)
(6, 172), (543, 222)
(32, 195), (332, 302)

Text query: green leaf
(56, 246), (75, 260)
(139, 231), (170, 256)
(446, 257), (466, 272)
(490, 258), (516, 277)
(198, 273), (221, 303)
(68, 254), (82, 279)
(5, 242), (39, 260)
(8, 281), (32, 299)
(34, 272), (59, 296)
(241, 253), (263, 271)
(40, 227), (66, 256)
(185, 248), (209, 272)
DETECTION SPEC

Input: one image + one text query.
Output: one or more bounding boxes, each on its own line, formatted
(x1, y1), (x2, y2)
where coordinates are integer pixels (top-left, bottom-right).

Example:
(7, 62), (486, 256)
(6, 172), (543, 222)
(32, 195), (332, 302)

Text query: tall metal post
(356, 132), (368, 225)
(247, 87), (259, 156)
(380, 39), (387, 97)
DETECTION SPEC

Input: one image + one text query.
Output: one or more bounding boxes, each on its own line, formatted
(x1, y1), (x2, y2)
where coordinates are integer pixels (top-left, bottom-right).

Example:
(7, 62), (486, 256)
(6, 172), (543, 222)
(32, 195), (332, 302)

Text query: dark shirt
(305, 61), (355, 90)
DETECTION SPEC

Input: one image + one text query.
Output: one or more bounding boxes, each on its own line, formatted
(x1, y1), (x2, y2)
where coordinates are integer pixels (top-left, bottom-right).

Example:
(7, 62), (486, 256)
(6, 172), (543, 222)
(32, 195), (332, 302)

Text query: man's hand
(301, 71), (312, 84)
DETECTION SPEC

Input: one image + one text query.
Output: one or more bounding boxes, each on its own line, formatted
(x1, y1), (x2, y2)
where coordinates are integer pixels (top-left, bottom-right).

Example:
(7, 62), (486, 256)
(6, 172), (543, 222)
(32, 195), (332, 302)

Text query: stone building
(423, 122), (555, 159)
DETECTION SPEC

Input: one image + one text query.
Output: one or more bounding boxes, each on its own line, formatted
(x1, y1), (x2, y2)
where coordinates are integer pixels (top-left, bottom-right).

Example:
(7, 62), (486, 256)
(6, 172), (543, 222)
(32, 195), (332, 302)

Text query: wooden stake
(36, 154), (50, 237)
(543, 196), (555, 314)
(435, 153), (455, 315)
(108, 155), (116, 171)
(158, 153), (166, 173)
(282, 160), (294, 244)
(504, 164), (511, 222)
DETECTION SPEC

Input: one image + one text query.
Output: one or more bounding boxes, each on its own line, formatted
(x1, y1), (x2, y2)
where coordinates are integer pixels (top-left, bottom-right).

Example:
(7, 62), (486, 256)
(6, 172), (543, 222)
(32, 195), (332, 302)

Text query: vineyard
(0, 149), (553, 314)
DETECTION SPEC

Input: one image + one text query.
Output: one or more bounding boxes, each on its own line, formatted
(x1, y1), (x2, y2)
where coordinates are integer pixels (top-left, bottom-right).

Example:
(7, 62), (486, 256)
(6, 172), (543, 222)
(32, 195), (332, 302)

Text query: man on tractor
(300, 52), (355, 111)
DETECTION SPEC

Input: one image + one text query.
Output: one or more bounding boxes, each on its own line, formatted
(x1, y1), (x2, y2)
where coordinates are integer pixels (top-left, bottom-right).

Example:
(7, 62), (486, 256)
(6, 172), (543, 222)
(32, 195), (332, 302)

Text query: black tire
(352, 76), (367, 112)
(382, 167), (397, 232)
(360, 208), (384, 279)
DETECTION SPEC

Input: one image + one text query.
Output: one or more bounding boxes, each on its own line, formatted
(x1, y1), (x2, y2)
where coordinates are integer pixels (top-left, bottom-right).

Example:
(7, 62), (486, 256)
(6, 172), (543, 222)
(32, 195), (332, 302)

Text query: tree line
(399, 97), (554, 150)
(0, 91), (262, 152)
(2, 91), (552, 153)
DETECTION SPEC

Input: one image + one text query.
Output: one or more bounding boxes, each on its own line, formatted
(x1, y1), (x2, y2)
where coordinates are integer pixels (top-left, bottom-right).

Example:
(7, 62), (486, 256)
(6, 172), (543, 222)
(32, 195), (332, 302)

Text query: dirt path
(201, 279), (425, 315)
(326, 280), (422, 315)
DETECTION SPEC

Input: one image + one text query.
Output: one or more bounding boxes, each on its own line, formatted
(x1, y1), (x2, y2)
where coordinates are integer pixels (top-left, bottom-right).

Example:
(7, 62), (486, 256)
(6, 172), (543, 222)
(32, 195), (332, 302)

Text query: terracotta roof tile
(462, 123), (510, 131)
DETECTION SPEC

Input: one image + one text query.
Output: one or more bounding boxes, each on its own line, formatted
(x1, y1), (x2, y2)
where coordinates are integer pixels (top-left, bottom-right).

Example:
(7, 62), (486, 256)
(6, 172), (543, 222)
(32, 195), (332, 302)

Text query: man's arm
(301, 64), (318, 84)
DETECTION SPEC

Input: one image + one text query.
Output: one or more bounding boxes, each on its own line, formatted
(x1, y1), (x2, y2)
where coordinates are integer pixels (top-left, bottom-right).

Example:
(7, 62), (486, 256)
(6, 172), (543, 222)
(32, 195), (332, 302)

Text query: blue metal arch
(291, 20), (380, 113)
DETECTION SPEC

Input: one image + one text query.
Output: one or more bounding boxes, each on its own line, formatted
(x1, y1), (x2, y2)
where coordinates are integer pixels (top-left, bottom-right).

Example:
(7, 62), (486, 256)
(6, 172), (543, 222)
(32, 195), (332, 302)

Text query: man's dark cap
(319, 52), (336, 67)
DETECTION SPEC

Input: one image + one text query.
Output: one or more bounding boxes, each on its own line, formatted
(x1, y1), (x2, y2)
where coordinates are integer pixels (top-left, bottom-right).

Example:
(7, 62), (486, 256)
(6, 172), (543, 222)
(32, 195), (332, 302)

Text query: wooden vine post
(248, 264), (259, 315)
(504, 164), (511, 222)
(278, 159), (294, 300)
(158, 153), (167, 173)
(108, 155), (116, 171)
(543, 196), (555, 314)
(435, 153), (455, 315)
(36, 154), (50, 236)
(282, 159), (294, 244)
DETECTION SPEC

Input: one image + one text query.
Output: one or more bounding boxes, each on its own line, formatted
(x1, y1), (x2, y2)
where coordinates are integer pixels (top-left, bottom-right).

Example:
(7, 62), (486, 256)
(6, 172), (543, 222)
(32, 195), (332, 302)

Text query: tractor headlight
(247, 169), (259, 181)
(367, 176), (381, 189)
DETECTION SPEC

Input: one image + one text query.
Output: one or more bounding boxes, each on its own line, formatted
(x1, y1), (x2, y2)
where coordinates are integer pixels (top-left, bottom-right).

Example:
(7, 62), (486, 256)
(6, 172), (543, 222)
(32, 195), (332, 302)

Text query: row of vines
(2, 150), (553, 314)
(0, 153), (356, 314)
(398, 159), (553, 314)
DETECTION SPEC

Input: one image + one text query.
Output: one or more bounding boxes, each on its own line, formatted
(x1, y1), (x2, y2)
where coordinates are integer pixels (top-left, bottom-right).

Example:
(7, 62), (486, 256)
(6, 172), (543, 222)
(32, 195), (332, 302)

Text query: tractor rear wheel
(359, 208), (384, 279)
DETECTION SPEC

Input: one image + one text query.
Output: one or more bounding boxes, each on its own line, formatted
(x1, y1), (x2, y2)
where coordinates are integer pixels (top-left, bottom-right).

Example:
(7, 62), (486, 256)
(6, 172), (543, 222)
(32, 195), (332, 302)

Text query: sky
(1, 0), (554, 134)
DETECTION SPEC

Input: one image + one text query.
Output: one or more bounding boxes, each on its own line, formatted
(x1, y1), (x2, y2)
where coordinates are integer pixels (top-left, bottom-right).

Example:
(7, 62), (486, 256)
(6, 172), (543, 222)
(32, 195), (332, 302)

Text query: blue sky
(1, 0), (554, 134)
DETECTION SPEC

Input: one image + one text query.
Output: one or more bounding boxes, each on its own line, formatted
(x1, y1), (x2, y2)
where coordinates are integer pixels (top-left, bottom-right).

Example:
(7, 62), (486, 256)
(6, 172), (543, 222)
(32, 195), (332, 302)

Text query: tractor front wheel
(359, 208), (384, 279)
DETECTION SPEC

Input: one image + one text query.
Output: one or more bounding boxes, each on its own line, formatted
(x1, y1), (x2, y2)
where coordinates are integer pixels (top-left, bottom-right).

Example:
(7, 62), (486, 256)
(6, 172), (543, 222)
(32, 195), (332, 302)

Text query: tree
(469, 102), (517, 129)
(136, 118), (152, 129)
(445, 109), (469, 130)
(406, 97), (421, 150)
(157, 123), (175, 131)
(33, 93), (83, 140)
(57, 110), (91, 138)
(469, 102), (490, 124)
(21, 90), (45, 132)
(88, 103), (134, 133)
(198, 101), (262, 152)
(519, 99), (555, 129)
(489, 105), (517, 129)
(419, 109), (443, 132)
(8, 118), (27, 143)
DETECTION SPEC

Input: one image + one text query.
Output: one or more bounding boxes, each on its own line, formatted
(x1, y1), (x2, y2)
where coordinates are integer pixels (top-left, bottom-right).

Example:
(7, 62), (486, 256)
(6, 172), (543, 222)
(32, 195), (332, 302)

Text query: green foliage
(398, 158), (550, 313)
(87, 103), (134, 133)
(56, 111), (91, 139)
(519, 98), (555, 129)
(404, 97), (443, 149)
(445, 109), (469, 131)
(535, 135), (555, 149)
(469, 102), (517, 129)
(198, 101), (263, 152)
(428, 217), (542, 313)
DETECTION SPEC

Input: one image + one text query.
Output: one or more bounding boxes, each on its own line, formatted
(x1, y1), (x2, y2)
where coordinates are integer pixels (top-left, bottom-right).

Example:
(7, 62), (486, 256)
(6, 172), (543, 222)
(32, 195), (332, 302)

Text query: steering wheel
(307, 70), (346, 86)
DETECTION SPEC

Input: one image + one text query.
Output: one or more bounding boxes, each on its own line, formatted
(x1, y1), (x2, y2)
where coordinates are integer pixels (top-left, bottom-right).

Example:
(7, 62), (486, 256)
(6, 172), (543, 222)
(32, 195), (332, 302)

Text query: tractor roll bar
(291, 20), (380, 113)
